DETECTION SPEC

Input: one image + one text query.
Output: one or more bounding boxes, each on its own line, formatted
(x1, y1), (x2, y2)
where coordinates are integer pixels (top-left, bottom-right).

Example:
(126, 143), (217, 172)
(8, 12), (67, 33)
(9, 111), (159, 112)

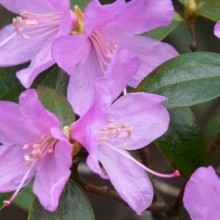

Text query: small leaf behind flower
(138, 52), (220, 108)
(155, 108), (207, 179)
(28, 181), (95, 220)
(37, 87), (75, 127)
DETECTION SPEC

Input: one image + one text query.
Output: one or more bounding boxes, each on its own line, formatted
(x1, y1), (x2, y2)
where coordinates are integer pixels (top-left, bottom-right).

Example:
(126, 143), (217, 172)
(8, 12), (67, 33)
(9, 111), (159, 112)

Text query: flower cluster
(0, 0), (181, 216)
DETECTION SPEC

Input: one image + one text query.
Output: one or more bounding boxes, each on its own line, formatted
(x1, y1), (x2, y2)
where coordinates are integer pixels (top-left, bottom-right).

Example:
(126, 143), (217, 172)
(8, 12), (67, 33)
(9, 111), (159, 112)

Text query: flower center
(23, 135), (57, 166)
(98, 119), (133, 149)
(12, 11), (60, 40)
(70, 6), (118, 73)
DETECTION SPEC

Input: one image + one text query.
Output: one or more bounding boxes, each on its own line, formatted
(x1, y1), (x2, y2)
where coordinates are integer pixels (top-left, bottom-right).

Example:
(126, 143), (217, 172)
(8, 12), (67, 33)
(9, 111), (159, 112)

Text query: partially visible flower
(0, 89), (72, 211)
(183, 166), (220, 220)
(214, 21), (220, 38)
(70, 76), (179, 214)
(0, 0), (72, 88)
(52, 0), (179, 116)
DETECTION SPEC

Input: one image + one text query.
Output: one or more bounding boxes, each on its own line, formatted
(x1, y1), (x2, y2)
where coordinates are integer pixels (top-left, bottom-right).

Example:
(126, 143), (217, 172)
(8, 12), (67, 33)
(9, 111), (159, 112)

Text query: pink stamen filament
(3, 137), (57, 207)
(90, 31), (117, 73)
(4, 165), (33, 207)
(0, 32), (17, 47)
(107, 143), (180, 178)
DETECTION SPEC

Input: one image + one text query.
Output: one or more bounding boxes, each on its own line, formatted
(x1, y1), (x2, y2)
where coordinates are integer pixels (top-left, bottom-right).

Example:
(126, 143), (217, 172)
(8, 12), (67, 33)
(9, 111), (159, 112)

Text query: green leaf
(37, 87), (75, 127)
(155, 108), (207, 178)
(138, 52), (220, 108)
(71, 0), (90, 10)
(0, 65), (27, 102)
(147, 13), (183, 40)
(14, 185), (35, 211)
(196, 0), (220, 22)
(0, 193), (13, 210)
(28, 181), (95, 220)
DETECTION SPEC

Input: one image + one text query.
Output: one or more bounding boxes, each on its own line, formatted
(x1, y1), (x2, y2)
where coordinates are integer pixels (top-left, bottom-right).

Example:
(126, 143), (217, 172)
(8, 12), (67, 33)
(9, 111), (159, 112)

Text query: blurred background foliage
(0, 0), (220, 219)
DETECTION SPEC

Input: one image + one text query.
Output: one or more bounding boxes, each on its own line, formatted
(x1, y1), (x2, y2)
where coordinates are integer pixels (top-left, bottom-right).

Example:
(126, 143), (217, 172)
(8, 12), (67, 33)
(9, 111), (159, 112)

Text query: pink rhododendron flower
(52, 0), (179, 116)
(68, 49), (142, 115)
(183, 166), (220, 220)
(70, 74), (178, 214)
(214, 21), (220, 38)
(0, 89), (72, 211)
(0, 0), (72, 88)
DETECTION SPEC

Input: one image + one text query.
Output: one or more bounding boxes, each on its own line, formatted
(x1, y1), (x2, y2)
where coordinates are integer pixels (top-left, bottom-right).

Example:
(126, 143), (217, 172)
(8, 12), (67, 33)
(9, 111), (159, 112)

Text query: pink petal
(105, 34), (178, 88)
(84, 0), (124, 34)
(102, 0), (174, 34)
(0, 101), (42, 145)
(183, 166), (220, 220)
(105, 49), (141, 100)
(0, 0), (56, 14)
(16, 38), (55, 88)
(0, 144), (35, 192)
(96, 145), (153, 215)
(110, 93), (169, 150)
(52, 35), (91, 76)
(19, 90), (60, 134)
(67, 47), (102, 116)
(33, 140), (72, 211)
(0, 25), (47, 66)
(214, 21), (220, 38)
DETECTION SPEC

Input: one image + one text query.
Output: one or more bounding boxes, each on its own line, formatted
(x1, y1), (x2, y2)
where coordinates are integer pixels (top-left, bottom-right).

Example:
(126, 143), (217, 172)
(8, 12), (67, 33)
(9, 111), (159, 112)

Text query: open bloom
(0, 0), (72, 88)
(0, 89), (72, 211)
(183, 166), (220, 220)
(214, 21), (220, 38)
(52, 0), (179, 115)
(70, 73), (179, 214)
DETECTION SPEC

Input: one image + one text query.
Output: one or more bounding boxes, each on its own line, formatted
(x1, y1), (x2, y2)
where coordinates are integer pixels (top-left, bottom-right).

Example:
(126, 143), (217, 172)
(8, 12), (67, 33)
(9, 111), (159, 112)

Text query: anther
(23, 144), (29, 150)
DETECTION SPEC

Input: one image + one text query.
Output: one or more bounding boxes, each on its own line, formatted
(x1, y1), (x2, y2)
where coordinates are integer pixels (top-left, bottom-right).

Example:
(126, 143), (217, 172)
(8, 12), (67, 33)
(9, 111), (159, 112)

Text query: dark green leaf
(156, 108), (207, 178)
(37, 87), (75, 127)
(147, 13), (183, 40)
(138, 52), (220, 108)
(0, 64), (27, 102)
(196, 0), (220, 22)
(71, 0), (90, 10)
(28, 181), (95, 220)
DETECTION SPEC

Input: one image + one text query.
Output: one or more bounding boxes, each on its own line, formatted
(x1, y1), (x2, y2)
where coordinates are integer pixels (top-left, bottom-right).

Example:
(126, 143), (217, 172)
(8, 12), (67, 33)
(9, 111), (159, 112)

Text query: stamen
(107, 143), (180, 178)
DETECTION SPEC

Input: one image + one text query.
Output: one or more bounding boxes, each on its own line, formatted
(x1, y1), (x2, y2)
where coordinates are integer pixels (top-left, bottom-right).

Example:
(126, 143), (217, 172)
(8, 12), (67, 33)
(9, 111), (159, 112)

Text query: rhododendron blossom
(183, 166), (220, 220)
(0, 90), (72, 211)
(214, 21), (220, 38)
(52, 0), (179, 115)
(70, 74), (179, 214)
(0, 0), (72, 88)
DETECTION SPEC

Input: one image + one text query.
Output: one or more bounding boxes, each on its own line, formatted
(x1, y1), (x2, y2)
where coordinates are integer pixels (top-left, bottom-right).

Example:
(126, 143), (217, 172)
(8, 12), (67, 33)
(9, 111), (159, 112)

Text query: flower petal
(96, 145), (153, 215)
(84, 0), (124, 34)
(183, 166), (220, 220)
(0, 101), (42, 145)
(0, 144), (35, 192)
(214, 21), (220, 38)
(67, 47), (102, 116)
(103, 0), (174, 34)
(33, 140), (72, 211)
(105, 49), (141, 100)
(105, 34), (178, 88)
(110, 93), (169, 150)
(52, 35), (91, 76)
(0, 25), (46, 66)
(16, 38), (55, 88)
(0, 0), (56, 14)
(19, 89), (60, 133)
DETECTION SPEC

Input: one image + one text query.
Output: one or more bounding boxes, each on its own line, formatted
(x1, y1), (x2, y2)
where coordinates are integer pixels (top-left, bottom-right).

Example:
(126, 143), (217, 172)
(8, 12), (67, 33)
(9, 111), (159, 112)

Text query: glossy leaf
(147, 13), (183, 40)
(37, 87), (75, 127)
(138, 52), (220, 108)
(155, 108), (207, 178)
(28, 181), (95, 220)
(196, 0), (220, 22)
